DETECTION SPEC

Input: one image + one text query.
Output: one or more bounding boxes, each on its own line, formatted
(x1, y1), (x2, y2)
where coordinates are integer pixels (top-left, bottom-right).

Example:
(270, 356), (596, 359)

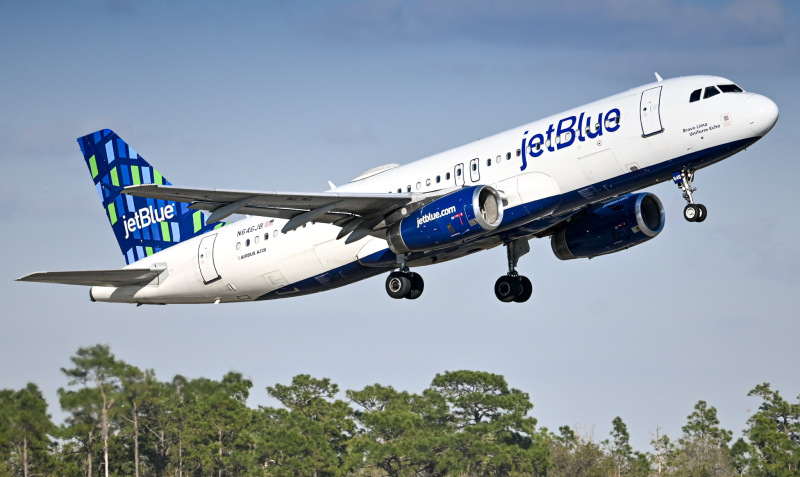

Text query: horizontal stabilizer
(17, 268), (163, 287)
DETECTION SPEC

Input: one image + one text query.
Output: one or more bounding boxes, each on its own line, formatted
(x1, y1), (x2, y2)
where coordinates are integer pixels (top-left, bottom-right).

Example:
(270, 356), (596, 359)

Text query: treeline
(1, 345), (798, 477)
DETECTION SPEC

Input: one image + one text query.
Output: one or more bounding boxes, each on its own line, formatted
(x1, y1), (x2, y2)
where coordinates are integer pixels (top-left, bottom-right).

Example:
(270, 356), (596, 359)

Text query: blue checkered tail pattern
(78, 129), (225, 265)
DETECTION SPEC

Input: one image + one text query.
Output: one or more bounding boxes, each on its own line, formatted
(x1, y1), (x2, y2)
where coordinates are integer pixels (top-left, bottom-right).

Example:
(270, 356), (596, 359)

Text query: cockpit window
(718, 84), (743, 93)
(703, 86), (720, 99)
(689, 89), (701, 102)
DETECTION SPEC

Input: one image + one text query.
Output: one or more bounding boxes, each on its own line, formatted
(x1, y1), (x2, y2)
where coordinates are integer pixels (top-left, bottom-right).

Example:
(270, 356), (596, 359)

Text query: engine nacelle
(387, 185), (504, 254)
(551, 192), (665, 260)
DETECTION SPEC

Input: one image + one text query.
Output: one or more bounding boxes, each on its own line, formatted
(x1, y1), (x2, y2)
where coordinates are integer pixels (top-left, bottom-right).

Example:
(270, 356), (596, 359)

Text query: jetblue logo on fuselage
(123, 205), (175, 239)
(520, 107), (622, 171)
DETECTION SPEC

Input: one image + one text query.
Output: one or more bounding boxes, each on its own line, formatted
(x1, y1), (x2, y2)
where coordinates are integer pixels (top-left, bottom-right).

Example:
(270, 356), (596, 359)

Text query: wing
(123, 184), (453, 242)
(17, 268), (163, 287)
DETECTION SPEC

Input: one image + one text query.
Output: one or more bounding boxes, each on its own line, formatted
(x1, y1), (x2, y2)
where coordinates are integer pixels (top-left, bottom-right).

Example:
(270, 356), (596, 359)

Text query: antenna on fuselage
(655, 72), (663, 82)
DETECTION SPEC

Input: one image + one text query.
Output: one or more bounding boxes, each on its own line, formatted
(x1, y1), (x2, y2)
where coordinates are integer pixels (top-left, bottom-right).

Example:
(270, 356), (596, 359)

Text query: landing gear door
(455, 163), (465, 187)
(640, 86), (664, 137)
(198, 234), (221, 285)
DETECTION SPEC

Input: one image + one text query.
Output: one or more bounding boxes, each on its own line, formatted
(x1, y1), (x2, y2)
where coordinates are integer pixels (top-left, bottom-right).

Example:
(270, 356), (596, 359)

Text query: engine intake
(388, 185), (504, 254)
(551, 192), (665, 260)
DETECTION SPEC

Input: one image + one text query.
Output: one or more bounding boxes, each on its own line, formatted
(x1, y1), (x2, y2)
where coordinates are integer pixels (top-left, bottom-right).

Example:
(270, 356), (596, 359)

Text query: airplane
(18, 74), (779, 304)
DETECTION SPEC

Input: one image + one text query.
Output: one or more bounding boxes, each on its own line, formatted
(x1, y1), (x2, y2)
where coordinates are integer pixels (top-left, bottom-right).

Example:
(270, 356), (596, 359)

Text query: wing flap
(17, 268), (162, 287)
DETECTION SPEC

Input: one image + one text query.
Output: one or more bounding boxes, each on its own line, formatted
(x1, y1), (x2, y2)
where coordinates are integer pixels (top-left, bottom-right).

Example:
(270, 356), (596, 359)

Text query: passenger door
(197, 234), (221, 284)
(640, 86), (664, 137)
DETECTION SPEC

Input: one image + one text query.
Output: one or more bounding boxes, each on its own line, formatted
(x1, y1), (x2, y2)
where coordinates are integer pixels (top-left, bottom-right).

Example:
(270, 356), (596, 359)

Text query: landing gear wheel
(495, 275), (522, 303)
(696, 204), (708, 222)
(386, 272), (412, 299)
(513, 276), (533, 303)
(683, 204), (698, 222)
(407, 272), (424, 300)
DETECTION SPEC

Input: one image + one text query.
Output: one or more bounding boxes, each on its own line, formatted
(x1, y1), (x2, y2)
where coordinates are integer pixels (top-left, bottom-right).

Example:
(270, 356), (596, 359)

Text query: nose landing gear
(494, 239), (533, 303)
(673, 169), (707, 222)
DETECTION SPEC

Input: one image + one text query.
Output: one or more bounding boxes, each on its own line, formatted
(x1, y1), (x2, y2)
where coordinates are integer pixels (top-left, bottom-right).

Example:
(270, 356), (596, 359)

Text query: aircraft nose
(743, 94), (779, 137)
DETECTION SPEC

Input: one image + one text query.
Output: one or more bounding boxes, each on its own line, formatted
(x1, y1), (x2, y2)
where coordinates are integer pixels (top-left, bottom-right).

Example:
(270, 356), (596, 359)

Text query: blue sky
(2, 0), (799, 451)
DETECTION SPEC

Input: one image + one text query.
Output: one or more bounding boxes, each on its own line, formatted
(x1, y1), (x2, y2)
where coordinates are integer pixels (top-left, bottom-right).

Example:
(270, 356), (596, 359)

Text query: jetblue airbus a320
(18, 75), (779, 304)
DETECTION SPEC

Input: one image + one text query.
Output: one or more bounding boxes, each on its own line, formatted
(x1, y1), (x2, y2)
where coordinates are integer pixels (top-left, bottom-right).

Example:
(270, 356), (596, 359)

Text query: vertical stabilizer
(78, 129), (224, 264)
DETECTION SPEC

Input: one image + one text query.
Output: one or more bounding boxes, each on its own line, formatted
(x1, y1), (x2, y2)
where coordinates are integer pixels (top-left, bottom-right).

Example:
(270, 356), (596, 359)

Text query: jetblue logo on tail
(123, 205), (175, 239)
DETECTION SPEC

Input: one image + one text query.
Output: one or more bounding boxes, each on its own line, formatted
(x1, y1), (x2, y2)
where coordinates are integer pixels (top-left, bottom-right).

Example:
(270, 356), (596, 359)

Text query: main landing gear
(494, 239), (533, 303)
(672, 169), (707, 223)
(385, 257), (424, 300)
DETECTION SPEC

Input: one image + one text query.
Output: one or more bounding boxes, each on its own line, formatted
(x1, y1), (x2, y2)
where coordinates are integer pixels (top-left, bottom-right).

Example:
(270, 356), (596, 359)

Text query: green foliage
(4, 345), (799, 476)
(0, 383), (56, 476)
(744, 383), (800, 476)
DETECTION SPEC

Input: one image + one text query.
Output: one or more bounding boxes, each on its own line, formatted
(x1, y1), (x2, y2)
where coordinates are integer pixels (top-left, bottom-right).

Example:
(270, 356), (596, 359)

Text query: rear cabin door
(640, 86), (664, 137)
(198, 234), (221, 284)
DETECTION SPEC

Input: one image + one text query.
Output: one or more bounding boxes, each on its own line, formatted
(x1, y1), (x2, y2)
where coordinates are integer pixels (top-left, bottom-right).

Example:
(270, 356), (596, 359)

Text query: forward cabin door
(198, 234), (221, 284)
(640, 86), (664, 137)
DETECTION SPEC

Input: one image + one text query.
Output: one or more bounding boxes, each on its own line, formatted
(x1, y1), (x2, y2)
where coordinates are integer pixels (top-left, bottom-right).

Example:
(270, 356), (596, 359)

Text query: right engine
(551, 192), (665, 260)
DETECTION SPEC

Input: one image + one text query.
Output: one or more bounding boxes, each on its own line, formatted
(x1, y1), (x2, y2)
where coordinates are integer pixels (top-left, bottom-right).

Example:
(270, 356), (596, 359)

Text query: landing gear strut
(672, 169), (707, 222)
(385, 256), (424, 300)
(494, 239), (533, 303)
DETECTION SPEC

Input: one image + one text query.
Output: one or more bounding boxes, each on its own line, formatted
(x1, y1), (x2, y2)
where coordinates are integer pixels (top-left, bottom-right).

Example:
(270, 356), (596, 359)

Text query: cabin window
(471, 163), (477, 171)
(416, 182), (421, 190)
(264, 233), (269, 241)
(496, 155), (501, 163)
(254, 236), (259, 244)
(274, 230), (279, 238)
(236, 242), (241, 250)
(436, 175), (441, 183)
(704, 86), (720, 99)
(446, 172), (451, 180)
(456, 168), (462, 177)
(407, 185), (411, 192)
(689, 89), (701, 102)
(718, 84), (743, 93)
(486, 158), (492, 166)
(245, 239), (250, 247)
(506, 152), (511, 160)
(397, 188), (401, 193)
(426, 178), (431, 186)
(516, 149), (521, 157)
(555, 135), (561, 145)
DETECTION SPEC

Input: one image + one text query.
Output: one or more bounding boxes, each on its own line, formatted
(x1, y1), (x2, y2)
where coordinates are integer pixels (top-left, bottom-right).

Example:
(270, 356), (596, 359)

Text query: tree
(682, 400), (733, 448)
(0, 384), (56, 477)
(548, 427), (615, 477)
(604, 417), (633, 477)
(347, 384), (449, 477)
(429, 370), (550, 476)
(116, 365), (158, 477)
(183, 372), (256, 477)
(59, 345), (125, 477)
(672, 401), (735, 477)
(744, 383), (800, 476)
(256, 375), (354, 476)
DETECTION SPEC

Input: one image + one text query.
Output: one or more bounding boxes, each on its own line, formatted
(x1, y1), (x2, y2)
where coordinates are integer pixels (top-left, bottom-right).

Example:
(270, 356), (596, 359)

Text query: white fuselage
(90, 75), (777, 304)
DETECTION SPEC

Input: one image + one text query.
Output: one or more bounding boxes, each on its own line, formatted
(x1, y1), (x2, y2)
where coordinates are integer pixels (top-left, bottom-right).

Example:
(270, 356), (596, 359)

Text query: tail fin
(78, 129), (224, 265)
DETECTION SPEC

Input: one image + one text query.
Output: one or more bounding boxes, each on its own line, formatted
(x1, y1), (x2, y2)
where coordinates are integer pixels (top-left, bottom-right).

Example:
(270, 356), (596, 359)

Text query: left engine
(551, 192), (665, 260)
(387, 185), (504, 254)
